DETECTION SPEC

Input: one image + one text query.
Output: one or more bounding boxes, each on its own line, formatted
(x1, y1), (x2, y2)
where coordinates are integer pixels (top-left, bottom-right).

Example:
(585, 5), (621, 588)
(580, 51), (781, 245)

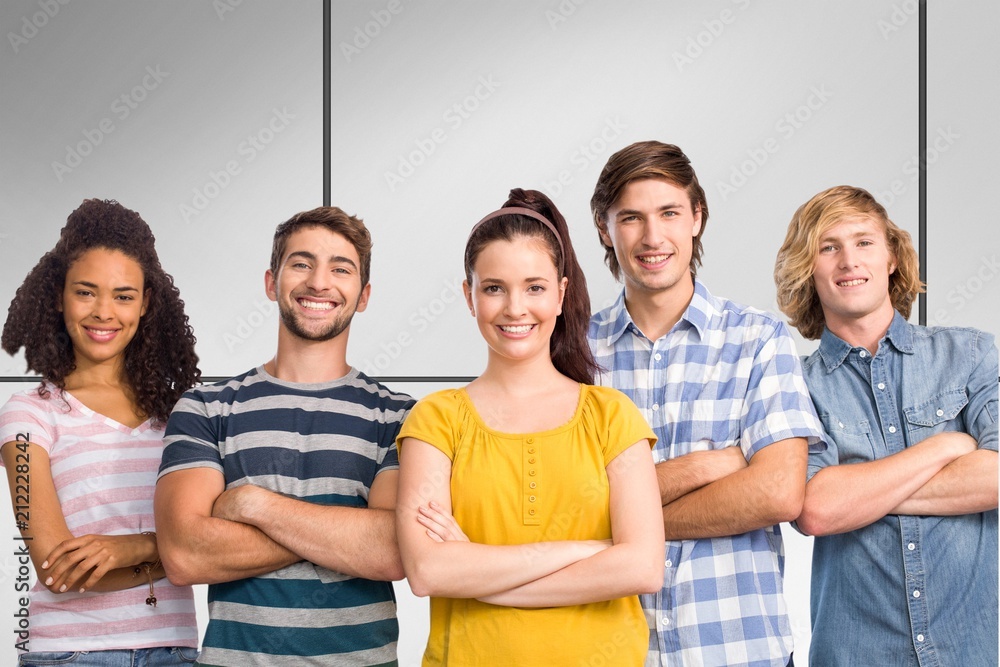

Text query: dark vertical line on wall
(918, 0), (927, 325)
(323, 0), (331, 206)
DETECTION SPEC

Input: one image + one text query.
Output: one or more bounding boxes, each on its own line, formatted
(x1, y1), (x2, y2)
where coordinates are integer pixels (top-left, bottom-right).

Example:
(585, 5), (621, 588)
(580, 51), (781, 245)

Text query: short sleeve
(742, 321), (827, 458)
(967, 331), (999, 452)
(158, 389), (223, 479)
(395, 390), (462, 462)
(374, 393), (415, 475)
(0, 391), (56, 460)
(590, 386), (657, 466)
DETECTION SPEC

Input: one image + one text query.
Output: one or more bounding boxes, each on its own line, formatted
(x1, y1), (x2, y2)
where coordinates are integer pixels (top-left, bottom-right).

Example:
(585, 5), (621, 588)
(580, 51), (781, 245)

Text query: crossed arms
(154, 467), (404, 586)
(396, 437), (664, 607)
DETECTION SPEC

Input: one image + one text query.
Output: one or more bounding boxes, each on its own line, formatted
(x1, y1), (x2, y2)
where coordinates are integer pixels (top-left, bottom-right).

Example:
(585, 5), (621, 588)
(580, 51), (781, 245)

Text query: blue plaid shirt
(589, 280), (824, 667)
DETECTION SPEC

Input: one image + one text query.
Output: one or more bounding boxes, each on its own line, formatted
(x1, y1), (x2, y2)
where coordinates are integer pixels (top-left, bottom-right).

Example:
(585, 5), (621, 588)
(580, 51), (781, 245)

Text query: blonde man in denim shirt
(775, 185), (998, 666)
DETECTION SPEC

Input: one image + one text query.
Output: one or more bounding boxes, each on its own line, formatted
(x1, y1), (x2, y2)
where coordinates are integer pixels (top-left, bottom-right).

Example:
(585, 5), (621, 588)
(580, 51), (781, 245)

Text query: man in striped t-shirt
(155, 207), (414, 666)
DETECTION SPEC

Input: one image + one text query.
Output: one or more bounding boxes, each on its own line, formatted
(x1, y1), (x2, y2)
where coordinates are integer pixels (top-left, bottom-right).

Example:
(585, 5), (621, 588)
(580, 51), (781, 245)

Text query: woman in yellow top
(397, 189), (664, 666)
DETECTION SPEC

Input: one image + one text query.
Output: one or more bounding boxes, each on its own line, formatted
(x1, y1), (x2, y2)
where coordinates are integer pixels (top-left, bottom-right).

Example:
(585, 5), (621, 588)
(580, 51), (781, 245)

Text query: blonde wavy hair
(774, 185), (923, 339)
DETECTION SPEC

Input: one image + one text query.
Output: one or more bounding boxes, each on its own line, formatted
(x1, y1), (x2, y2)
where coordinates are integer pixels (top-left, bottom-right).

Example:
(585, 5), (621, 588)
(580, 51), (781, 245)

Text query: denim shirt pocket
(819, 413), (876, 464)
(903, 388), (969, 444)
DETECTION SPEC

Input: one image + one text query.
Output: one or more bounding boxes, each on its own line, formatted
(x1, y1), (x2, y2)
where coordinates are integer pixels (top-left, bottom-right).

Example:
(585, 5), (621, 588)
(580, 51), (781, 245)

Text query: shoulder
(1, 386), (68, 422)
(408, 388), (465, 419)
(579, 385), (644, 424)
(351, 371), (417, 414)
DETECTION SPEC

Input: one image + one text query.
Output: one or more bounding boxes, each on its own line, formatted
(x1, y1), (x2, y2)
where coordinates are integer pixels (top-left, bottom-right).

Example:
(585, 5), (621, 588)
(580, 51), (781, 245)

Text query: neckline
(458, 384), (587, 438)
(255, 364), (360, 390)
(54, 386), (155, 436)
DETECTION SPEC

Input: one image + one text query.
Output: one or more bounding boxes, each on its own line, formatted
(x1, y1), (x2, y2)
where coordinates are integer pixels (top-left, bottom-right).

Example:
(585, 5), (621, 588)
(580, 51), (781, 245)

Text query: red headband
(468, 206), (565, 273)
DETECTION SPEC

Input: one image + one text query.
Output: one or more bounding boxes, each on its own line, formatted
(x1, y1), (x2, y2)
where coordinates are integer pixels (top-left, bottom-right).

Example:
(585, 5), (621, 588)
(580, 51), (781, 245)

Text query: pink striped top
(0, 386), (198, 652)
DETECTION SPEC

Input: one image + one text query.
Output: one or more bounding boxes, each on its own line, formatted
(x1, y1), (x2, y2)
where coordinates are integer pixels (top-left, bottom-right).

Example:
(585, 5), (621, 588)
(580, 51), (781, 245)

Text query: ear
(463, 279), (474, 315)
(557, 276), (568, 316)
(597, 222), (613, 249)
(692, 206), (703, 237)
(355, 282), (371, 313)
(265, 268), (278, 301)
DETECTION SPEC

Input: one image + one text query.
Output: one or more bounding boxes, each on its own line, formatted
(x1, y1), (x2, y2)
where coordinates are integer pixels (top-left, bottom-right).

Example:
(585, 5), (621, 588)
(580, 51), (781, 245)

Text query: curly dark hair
(2, 199), (200, 424)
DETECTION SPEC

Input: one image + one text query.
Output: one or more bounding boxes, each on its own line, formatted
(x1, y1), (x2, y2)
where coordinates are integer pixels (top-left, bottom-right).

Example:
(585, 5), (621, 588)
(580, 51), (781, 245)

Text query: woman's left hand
(417, 501), (470, 542)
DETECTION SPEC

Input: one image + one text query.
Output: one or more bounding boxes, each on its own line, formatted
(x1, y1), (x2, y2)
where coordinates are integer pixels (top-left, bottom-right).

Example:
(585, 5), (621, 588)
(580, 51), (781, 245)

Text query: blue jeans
(18, 647), (198, 666)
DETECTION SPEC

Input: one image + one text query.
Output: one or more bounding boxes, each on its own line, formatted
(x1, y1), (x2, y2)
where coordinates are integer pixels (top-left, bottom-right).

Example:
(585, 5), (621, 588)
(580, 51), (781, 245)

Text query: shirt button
(652, 404), (659, 411)
(877, 383), (886, 390)
(528, 448), (535, 454)
(528, 458), (535, 464)
(526, 438), (534, 444)
(529, 482), (536, 489)
(838, 421), (844, 429)
(529, 509), (535, 515)
(889, 426), (897, 433)
(913, 590), (920, 598)
(529, 470), (536, 476)
(917, 634), (925, 642)
(907, 543), (915, 551)
(936, 409), (944, 416)
(654, 353), (662, 361)
(664, 560), (672, 568)
(859, 350), (868, 358)
(529, 496), (536, 502)
(661, 617), (670, 625)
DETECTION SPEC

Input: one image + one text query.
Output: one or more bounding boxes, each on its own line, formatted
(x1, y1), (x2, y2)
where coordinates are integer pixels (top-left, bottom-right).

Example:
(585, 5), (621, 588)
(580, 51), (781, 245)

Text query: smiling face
(266, 225), (370, 343)
(599, 178), (702, 299)
(812, 215), (896, 333)
(59, 248), (148, 373)
(464, 235), (567, 368)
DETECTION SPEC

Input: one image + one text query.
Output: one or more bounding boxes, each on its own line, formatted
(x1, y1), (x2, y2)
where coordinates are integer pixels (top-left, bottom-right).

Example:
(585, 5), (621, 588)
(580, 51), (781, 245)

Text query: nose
(838, 246), (858, 268)
(91, 294), (114, 321)
(503, 291), (526, 318)
(305, 267), (333, 292)
(641, 219), (663, 247)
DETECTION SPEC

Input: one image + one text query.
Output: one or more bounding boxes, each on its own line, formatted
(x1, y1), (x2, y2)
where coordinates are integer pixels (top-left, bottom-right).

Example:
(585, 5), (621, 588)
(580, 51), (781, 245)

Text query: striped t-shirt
(158, 365), (414, 667)
(0, 386), (198, 653)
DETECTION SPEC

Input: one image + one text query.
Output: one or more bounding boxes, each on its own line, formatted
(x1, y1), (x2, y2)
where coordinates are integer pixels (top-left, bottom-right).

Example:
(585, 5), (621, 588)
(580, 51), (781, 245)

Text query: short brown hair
(271, 206), (372, 285)
(590, 141), (709, 279)
(774, 185), (923, 339)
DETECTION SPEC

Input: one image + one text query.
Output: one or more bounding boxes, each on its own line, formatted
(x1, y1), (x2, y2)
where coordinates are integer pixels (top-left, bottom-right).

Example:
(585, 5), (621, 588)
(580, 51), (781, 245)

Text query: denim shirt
(802, 311), (998, 667)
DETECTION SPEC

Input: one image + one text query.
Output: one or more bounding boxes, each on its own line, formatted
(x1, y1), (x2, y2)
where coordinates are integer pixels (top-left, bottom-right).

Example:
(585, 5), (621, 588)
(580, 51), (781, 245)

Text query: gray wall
(1, 2), (996, 665)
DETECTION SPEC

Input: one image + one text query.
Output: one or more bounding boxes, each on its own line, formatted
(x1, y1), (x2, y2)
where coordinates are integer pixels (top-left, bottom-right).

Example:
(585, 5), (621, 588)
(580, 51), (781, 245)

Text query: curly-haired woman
(1, 199), (201, 667)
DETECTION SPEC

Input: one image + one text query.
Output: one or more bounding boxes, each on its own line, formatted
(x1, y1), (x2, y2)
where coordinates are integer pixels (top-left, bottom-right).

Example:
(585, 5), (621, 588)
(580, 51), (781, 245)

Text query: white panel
(331, 0), (917, 373)
(926, 0), (1000, 336)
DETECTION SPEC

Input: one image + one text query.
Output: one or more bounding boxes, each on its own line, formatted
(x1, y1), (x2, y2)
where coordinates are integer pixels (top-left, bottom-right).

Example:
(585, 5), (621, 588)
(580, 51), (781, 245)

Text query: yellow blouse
(398, 384), (656, 666)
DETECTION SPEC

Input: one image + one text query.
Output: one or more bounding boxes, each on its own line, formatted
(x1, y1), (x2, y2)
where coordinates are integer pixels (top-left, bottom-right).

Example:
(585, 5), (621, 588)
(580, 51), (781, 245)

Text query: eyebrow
(819, 229), (874, 243)
(70, 280), (140, 292)
(479, 276), (551, 285)
(286, 250), (358, 269)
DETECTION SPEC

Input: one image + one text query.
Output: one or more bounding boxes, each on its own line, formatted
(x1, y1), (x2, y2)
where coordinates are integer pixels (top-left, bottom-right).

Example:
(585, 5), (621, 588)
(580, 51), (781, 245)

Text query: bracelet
(133, 531), (159, 607)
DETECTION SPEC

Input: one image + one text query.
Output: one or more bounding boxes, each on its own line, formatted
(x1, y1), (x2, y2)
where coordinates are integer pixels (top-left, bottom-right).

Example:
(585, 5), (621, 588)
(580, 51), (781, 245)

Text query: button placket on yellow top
(523, 436), (540, 525)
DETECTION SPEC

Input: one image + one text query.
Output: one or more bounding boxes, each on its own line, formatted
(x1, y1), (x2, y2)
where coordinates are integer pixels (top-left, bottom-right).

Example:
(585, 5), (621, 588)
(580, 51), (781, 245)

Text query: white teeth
(638, 255), (668, 264)
(299, 299), (333, 310)
(837, 278), (867, 287)
(500, 325), (533, 334)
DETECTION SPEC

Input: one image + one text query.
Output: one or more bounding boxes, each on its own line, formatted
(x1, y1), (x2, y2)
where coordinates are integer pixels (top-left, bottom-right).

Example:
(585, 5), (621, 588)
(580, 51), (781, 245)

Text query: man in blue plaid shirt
(587, 141), (825, 667)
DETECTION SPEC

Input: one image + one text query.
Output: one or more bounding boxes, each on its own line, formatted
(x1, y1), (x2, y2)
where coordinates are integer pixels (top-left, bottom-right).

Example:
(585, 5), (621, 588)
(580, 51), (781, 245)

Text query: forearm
(892, 449), (998, 516)
(158, 516), (299, 586)
(404, 538), (603, 599)
(83, 563), (167, 593)
(656, 447), (747, 505)
(798, 434), (973, 536)
(241, 494), (403, 581)
(478, 542), (661, 608)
